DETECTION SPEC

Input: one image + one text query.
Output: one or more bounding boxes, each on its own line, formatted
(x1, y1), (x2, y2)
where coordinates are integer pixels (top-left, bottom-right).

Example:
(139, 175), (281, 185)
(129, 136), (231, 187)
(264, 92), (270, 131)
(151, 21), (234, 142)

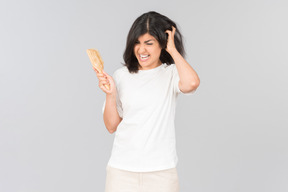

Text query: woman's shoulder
(112, 65), (128, 81)
(163, 63), (176, 71)
(114, 65), (128, 74)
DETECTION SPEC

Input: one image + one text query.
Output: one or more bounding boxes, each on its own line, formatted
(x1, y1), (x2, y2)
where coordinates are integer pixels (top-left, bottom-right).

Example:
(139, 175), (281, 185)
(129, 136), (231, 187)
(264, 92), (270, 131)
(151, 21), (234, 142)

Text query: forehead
(137, 33), (157, 41)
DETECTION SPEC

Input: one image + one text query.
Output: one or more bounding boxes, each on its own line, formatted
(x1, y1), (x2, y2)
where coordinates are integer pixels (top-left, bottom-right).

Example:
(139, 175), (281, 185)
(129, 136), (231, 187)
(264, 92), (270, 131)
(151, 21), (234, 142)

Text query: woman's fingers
(165, 26), (177, 53)
(172, 26), (176, 35)
(93, 68), (114, 94)
(99, 80), (109, 89)
(165, 29), (171, 37)
(95, 71), (107, 79)
(102, 70), (110, 78)
(100, 78), (109, 84)
(96, 73), (105, 78)
(100, 84), (108, 92)
(99, 78), (111, 93)
(165, 26), (176, 38)
(99, 71), (110, 84)
(93, 67), (99, 73)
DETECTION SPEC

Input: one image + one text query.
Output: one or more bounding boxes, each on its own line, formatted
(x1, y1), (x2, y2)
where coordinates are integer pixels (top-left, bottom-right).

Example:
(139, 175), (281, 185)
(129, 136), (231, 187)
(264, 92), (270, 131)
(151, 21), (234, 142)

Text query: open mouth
(139, 54), (150, 61)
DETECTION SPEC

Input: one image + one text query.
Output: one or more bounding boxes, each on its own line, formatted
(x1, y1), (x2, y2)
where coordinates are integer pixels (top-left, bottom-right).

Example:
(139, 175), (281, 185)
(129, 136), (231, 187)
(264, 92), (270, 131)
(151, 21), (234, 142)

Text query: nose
(138, 44), (146, 54)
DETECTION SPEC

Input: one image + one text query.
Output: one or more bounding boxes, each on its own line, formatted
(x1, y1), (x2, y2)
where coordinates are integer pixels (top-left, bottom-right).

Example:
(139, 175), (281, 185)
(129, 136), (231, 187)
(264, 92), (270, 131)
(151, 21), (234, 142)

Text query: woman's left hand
(165, 26), (177, 54)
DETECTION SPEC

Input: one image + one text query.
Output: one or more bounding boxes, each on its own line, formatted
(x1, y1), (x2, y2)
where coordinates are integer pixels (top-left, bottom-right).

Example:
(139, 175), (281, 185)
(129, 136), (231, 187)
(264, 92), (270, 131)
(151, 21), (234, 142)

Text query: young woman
(95, 11), (200, 192)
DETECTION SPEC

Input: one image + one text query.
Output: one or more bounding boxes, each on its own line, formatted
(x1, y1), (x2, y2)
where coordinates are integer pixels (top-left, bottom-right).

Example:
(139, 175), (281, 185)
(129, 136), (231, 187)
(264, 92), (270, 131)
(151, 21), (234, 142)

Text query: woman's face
(134, 33), (162, 70)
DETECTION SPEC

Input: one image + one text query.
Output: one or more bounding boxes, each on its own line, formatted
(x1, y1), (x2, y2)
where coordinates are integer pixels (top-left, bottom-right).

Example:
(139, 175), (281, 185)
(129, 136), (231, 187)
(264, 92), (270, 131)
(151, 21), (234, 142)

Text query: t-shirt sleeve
(102, 70), (123, 118)
(172, 64), (196, 95)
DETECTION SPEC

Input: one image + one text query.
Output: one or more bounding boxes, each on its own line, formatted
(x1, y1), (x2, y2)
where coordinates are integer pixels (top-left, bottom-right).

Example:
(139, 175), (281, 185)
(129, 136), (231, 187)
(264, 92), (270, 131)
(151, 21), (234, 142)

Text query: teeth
(140, 55), (149, 58)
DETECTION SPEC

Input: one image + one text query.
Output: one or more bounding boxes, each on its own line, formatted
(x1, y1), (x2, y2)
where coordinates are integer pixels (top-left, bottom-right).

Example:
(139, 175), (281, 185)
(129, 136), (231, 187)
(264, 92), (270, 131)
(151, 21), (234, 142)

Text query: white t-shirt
(102, 63), (195, 172)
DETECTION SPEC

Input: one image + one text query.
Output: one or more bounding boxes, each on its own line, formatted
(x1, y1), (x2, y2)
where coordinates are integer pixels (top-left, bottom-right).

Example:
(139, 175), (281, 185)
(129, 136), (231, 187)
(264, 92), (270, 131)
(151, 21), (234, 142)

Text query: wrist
(106, 92), (117, 99)
(167, 48), (180, 57)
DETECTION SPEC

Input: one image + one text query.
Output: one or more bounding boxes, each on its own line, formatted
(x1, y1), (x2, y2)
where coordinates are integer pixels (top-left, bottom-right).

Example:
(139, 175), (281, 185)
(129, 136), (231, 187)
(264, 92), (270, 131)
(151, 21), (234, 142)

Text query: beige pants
(104, 165), (180, 192)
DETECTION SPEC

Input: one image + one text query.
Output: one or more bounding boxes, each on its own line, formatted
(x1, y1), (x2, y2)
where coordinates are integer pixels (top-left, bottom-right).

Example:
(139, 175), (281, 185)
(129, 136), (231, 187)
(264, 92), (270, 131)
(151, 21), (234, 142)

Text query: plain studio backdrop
(0, 0), (287, 191)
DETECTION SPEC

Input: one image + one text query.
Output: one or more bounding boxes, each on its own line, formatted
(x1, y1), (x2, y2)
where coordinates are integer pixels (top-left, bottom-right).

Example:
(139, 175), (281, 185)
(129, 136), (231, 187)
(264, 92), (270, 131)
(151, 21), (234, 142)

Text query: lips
(139, 54), (150, 62)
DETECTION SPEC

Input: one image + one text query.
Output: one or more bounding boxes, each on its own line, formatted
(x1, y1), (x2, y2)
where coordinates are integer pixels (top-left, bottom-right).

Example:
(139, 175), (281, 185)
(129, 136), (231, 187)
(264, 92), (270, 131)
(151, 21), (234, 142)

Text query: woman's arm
(95, 69), (122, 134)
(166, 27), (200, 93)
(169, 50), (200, 93)
(103, 93), (122, 134)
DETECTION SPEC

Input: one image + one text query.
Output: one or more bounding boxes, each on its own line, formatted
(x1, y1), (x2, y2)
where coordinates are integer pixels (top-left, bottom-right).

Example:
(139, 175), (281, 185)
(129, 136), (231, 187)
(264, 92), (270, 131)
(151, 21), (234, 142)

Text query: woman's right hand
(93, 68), (116, 95)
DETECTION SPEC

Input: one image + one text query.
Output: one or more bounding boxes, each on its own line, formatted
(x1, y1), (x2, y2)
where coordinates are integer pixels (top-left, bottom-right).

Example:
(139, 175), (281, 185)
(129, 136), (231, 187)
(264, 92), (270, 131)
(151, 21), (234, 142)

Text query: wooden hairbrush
(87, 49), (110, 90)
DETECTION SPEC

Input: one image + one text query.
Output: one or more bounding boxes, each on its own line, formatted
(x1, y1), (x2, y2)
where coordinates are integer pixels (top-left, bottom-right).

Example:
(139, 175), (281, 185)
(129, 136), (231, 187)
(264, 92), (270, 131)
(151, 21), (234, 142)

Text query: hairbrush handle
(87, 49), (110, 90)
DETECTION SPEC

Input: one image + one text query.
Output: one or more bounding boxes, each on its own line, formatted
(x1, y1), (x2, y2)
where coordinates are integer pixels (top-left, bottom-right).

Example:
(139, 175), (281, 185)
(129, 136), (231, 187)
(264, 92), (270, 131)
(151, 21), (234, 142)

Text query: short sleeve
(172, 64), (195, 95)
(102, 70), (123, 118)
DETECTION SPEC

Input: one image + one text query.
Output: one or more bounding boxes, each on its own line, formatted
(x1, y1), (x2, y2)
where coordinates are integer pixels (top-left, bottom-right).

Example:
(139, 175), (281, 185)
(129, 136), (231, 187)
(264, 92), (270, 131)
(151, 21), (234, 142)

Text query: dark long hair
(123, 11), (185, 73)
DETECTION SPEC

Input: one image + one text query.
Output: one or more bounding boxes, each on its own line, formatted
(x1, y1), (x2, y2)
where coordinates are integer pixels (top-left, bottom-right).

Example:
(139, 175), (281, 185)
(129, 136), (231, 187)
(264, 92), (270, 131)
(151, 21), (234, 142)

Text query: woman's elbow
(107, 128), (116, 134)
(191, 79), (200, 90)
(104, 122), (117, 134)
(104, 118), (122, 134)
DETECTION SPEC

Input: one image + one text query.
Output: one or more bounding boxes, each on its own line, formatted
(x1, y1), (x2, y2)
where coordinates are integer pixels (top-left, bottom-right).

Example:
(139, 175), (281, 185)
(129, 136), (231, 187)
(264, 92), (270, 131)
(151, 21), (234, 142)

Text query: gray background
(0, 0), (287, 191)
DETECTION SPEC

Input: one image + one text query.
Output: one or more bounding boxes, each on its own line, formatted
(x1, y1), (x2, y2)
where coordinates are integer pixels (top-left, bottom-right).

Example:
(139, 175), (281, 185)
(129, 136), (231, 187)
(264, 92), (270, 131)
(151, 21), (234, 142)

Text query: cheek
(133, 45), (139, 55)
(152, 47), (162, 57)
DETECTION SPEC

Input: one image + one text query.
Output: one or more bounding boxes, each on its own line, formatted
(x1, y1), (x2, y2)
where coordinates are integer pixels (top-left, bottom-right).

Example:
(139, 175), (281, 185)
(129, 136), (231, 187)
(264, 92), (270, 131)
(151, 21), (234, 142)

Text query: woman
(95, 11), (200, 192)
